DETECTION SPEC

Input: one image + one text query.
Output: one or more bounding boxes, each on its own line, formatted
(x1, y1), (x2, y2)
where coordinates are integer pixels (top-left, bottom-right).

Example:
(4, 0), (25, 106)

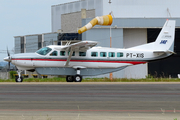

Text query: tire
(74, 75), (82, 82)
(66, 75), (74, 82)
(15, 76), (23, 82)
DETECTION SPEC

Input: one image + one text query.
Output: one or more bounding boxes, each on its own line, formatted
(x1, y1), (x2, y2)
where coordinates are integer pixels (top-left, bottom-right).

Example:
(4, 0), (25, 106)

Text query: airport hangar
(14, 0), (180, 78)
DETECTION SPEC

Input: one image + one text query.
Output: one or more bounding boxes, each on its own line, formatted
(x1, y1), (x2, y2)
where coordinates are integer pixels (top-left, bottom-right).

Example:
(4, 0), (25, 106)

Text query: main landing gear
(15, 70), (23, 82)
(66, 68), (82, 82)
(66, 75), (82, 82)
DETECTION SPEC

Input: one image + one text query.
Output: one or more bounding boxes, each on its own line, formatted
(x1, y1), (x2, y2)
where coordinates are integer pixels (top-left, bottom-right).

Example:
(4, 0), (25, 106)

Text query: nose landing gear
(15, 70), (23, 82)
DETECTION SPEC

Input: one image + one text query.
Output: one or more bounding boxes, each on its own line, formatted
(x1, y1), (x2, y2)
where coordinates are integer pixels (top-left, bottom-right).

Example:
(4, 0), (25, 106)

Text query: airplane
(4, 20), (175, 82)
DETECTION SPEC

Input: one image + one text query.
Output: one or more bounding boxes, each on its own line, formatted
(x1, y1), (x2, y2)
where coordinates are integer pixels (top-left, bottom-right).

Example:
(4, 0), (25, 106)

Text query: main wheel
(15, 76), (23, 82)
(74, 75), (82, 82)
(66, 75), (74, 82)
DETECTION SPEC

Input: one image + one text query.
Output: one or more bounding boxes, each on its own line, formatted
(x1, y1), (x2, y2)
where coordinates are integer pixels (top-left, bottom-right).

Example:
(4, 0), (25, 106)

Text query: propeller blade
(7, 47), (10, 57)
(6, 47), (11, 71)
(8, 62), (10, 70)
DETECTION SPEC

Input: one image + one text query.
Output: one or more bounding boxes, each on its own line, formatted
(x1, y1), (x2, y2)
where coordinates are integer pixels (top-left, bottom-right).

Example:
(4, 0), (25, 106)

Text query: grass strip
(0, 77), (180, 82)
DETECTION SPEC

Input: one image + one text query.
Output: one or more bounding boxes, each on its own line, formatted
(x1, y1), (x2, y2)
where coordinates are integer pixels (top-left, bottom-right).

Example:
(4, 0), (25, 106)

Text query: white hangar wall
(123, 29), (147, 78)
(102, 0), (180, 18)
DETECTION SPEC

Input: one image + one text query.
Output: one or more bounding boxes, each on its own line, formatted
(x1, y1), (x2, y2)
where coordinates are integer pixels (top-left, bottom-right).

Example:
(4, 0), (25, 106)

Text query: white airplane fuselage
(10, 46), (170, 70)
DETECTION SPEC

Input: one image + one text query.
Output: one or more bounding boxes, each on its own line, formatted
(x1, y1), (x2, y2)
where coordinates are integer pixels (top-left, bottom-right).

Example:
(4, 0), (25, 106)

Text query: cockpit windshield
(36, 47), (52, 56)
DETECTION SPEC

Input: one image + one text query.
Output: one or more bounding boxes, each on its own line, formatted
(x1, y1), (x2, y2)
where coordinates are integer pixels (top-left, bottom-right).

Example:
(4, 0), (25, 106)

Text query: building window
(79, 52), (86, 56)
(100, 52), (107, 57)
(38, 35), (42, 49)
(108, 52), (115, 57)
(50, 51), (58, 56)
(38, 42), (42, 49)
(91, 52), (98, 57)
(60, 51), (66, 56)
(117, 52), (123, 57)
(20, 37), (24, 53)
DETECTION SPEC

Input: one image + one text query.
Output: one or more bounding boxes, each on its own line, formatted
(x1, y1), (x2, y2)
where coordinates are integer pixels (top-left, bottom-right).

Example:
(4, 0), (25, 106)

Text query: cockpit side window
(36, 47), (52, 56)
(50, 51), (58, 56)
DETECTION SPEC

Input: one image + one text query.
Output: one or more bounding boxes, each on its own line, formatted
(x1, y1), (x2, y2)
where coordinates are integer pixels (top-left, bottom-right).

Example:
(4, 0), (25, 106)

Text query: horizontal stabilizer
(153, 50), (176, 54)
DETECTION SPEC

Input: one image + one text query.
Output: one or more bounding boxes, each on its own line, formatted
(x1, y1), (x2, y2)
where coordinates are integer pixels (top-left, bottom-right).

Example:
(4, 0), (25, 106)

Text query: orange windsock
(78, 15), (113, 34)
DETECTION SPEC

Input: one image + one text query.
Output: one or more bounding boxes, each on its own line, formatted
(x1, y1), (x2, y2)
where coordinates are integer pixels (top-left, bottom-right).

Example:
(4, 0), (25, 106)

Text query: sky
(0, 0), (76, 61)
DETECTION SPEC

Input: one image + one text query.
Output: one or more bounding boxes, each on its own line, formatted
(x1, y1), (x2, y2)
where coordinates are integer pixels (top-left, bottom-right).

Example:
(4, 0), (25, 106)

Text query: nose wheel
(15, 76), (23, 82)
(15, 70), (23, 82)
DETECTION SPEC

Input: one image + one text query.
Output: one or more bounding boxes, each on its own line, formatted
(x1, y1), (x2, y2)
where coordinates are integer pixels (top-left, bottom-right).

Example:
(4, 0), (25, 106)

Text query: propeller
(6, 47), (11, 70)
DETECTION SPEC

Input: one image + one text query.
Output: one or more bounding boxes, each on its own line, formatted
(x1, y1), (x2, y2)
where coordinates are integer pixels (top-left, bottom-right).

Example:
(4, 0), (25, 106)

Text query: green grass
(0, 77), (180, 82)
(83, 77), (180, 82)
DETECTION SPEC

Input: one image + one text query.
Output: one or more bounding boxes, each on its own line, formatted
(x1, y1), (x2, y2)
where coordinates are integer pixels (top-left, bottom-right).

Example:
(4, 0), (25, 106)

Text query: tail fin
(153, 20), (175, 52)
(128, 20), (176, 52)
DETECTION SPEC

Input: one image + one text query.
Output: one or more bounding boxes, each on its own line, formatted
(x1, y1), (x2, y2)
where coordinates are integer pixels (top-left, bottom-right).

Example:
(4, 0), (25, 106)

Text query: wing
(54, 41), (98, 67)
(61, 41), (97, 51)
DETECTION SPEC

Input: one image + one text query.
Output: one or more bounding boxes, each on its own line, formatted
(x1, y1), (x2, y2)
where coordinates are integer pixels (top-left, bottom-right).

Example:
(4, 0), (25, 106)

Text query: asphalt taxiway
(0, 82), (179, 120)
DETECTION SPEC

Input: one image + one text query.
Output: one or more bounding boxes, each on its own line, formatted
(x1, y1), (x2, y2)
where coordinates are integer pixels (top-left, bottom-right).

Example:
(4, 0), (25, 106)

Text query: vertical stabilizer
(154, 20), (176, 52)
(128, 20), (176, 52)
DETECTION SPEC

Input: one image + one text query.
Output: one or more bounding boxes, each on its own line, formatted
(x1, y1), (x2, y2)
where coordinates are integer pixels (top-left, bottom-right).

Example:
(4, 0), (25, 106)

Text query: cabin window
(79, 52), (86, 56)
(108, 52), (115, 57)
(91, 52), (98, 57)
(60, 51), (66, 56)
(36, 47), (52, 56)
(50, 51), (58, 56)
(100, 52), (107, 57)
(68, 51), (75, 56)
(117, 52), (123, 57)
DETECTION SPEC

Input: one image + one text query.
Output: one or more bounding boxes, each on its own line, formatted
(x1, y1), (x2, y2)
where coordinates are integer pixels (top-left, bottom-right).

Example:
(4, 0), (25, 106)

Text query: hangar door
(147, 28), (180, 78)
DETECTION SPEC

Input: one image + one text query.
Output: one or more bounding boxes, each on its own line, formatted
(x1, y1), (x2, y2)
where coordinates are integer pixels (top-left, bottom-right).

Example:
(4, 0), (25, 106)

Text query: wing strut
(65, 47), (73, 66)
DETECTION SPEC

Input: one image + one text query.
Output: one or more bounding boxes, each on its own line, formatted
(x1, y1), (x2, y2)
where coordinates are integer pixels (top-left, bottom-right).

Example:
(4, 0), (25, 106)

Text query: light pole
(109, 0), (113, 80)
